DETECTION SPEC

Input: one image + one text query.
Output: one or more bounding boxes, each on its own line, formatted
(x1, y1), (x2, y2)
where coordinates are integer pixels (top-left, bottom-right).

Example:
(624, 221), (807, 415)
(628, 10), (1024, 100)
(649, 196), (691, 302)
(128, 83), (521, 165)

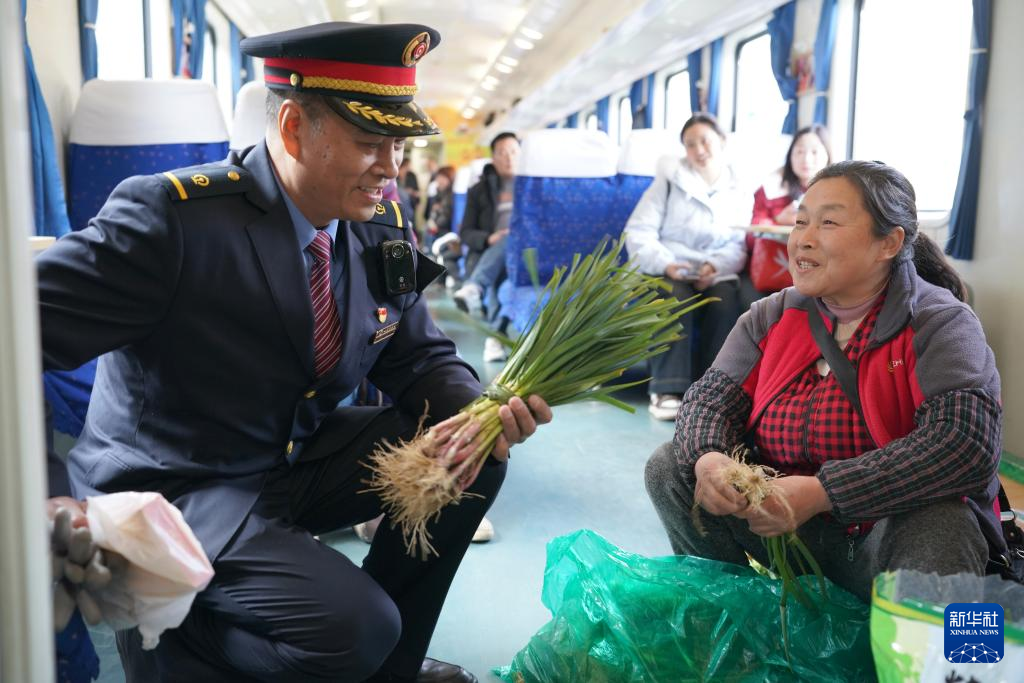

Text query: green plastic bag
(495, 530), (873, 682)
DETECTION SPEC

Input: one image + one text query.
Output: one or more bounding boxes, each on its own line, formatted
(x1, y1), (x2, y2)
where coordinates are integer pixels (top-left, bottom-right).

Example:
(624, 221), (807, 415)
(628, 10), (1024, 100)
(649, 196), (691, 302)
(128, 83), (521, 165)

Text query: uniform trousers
(117, 406), (505, 682)
(644, 441), (988, 602)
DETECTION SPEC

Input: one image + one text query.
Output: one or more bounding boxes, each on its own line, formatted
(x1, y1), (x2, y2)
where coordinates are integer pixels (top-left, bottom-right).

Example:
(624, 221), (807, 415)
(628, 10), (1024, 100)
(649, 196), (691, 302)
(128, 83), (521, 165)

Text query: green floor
(89, 284), (676, 682)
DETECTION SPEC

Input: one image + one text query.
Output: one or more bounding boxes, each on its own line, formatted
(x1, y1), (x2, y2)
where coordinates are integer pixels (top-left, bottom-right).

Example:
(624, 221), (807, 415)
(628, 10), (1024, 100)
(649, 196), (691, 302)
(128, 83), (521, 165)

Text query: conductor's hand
(492, 395), (552, 462)
(694, 451), (749, 516)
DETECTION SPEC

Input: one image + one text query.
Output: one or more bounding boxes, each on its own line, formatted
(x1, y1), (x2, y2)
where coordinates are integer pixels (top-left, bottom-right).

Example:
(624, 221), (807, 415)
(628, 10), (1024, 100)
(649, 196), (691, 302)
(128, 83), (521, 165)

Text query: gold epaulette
(157, 165), (251, 202)
(366, 200), (412, 230)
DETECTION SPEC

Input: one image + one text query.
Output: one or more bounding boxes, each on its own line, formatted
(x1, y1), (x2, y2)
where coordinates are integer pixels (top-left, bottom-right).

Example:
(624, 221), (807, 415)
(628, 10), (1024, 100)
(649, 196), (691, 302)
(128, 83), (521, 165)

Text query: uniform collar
(269, 162), (339, 255)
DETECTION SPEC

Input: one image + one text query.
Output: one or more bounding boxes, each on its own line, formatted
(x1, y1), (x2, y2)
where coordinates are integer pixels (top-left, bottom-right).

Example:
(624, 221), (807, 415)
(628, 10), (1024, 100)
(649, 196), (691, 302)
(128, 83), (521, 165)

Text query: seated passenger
(741, 125), (833, 309)
(622, 113), (751, 420)
(453, 132), (521, 363)
(646, 160), (1001, 603)
(752, 125), (832, 226)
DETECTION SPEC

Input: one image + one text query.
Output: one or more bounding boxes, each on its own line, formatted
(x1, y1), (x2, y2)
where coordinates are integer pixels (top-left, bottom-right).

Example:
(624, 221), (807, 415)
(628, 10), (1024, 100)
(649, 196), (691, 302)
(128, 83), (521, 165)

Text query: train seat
(616, 128), (684, 209)
(499, 128), (619, 332)
(505, 128), (619, 287)
(67, 79), (229, 232)
(51, 80), (228, 437)
(229, 81), (268, 151)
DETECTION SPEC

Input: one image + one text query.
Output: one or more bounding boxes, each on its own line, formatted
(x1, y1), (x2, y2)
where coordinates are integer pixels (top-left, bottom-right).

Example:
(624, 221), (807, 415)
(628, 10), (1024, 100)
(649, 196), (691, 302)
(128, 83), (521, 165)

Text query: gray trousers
(645, 441), (988, 602)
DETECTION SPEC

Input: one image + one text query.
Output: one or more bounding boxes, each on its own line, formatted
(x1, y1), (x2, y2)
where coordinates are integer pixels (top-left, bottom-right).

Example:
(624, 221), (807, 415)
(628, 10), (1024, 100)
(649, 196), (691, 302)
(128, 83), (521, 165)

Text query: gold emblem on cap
(402, 32), (431, 67)
(227, 171), (240, 181)
(375, 204), (386, 215)
(290, 73), (302, 88)
(345, 102), (424, 129)
(191, 174), (210, 187)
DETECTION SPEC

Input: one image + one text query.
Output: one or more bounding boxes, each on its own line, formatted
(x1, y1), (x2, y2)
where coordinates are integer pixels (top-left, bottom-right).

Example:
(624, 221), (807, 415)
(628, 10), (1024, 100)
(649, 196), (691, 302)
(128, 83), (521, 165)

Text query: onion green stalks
(366, 238), (714, 559)
(692, 447), (828, 665)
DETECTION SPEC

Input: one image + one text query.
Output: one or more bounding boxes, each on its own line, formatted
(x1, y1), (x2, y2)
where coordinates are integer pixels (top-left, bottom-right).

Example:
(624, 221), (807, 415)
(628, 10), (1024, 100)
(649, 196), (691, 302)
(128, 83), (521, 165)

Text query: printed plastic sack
(495, 530), (873, 682)
(86, 491), (214, 649)
(749, 236), (792, 292)
(871, 570), (1024, 682)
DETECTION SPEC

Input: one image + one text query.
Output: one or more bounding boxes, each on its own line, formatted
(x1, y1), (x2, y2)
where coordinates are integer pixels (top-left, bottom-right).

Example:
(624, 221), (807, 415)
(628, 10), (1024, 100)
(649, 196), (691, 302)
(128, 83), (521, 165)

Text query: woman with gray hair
(646, 160), (1003, 602)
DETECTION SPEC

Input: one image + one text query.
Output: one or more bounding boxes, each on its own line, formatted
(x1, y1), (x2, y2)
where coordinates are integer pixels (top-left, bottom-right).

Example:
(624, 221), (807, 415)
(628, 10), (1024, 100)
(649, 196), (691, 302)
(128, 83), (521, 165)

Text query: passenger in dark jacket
(458, 132), (519, 275)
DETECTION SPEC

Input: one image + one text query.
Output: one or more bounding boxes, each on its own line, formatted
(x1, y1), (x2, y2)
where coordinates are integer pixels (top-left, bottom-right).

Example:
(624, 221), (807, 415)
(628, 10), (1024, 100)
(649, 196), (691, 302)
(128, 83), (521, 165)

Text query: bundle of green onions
(692, 447), (828, 662)
(367, 239), (712, 559)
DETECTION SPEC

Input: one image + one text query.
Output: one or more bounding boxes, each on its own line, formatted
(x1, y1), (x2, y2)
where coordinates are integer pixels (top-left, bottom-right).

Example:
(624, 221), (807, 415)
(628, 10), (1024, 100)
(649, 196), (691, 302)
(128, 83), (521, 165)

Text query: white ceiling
(215, 0), (787, 132)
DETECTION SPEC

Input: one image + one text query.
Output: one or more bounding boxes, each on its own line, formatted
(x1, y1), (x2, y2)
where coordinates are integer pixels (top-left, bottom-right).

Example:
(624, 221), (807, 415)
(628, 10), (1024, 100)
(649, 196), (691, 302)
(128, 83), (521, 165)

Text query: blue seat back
(67, 79), (229, 232)
(506, 129), (620, 288)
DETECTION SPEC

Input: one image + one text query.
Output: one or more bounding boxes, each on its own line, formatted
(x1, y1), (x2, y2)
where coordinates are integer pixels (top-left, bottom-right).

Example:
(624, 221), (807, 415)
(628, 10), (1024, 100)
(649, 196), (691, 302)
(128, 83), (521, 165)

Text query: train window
(96, 0), (146, 79)
(617, 96), (632, 144)
(202, 27), (216, 84)
(851, 0), (973, 211)
(149, 0), (172, 78)
(733, 32), (787, 137)
(663, 69), (691, 130)
(584, 112), (598, 131)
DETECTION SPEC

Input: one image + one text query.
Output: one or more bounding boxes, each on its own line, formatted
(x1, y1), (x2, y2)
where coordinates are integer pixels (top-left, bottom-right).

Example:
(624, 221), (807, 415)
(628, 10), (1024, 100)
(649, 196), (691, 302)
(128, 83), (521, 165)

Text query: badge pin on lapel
(377, 307), (388, 323)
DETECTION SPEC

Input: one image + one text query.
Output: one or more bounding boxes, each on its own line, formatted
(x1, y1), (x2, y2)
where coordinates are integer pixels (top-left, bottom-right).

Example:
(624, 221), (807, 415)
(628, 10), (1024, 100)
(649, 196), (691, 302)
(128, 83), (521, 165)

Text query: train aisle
(329, 285), (677, 681)
(86, 282), (675, 682)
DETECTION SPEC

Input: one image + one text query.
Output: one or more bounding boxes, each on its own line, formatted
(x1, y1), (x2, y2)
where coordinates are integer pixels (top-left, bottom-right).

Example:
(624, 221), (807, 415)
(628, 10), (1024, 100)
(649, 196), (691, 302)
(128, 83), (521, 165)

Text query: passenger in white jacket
(623, 113), (752, 420)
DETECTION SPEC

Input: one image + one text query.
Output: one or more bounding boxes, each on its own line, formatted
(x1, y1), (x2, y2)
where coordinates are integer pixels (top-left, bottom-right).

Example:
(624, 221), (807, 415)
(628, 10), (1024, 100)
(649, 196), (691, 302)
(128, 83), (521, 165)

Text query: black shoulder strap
(366, 201), (413, 231)
(807, 302), (867, 426)
(156, 165), (250, 202)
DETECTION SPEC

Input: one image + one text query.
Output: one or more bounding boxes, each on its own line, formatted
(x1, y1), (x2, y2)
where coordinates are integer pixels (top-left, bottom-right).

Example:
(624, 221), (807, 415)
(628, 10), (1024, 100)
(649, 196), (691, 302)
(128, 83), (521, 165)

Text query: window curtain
(78, 0), (98, 81)
(946, 0), (990, 260)
(565, 112), (579, 128)
(686, 48), (702, 112)
(22, 0), (71, 237)
(629, 74), (654, 129)
(230, 22), (253, 107)
(766, 0), (798, 133)
(707, 37), (723, 116)
(596, 96), (610, 133)
(172, 0), (207, 78)
(812, 0), (839, 124)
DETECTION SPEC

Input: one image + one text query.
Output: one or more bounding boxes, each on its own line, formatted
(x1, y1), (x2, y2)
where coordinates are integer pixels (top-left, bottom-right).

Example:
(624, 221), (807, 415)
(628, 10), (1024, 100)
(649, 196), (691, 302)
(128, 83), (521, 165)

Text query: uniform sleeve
(36, 174), (183, 371)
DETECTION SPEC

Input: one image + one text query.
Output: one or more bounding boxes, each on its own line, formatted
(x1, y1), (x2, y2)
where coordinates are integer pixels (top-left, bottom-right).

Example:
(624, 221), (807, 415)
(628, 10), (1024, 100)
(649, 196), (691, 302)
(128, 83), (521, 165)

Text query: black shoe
(417, 657), (477, 682)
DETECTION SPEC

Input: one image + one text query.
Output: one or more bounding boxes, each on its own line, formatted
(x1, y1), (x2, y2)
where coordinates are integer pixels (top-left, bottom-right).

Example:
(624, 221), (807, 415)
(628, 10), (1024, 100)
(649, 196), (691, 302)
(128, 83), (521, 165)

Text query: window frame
(617, 95), (632, 144)
(95, 0), (148, 80)
(730, 29), (769, 133)
(846, 0), (864, 160)
(203, 24), (217, 84)
(662, 67), (689, 131)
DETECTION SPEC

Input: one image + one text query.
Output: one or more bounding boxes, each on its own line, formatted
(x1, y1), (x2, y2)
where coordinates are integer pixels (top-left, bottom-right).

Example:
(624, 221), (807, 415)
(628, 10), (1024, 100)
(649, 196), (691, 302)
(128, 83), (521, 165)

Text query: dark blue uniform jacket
(37, 142), (481, 561)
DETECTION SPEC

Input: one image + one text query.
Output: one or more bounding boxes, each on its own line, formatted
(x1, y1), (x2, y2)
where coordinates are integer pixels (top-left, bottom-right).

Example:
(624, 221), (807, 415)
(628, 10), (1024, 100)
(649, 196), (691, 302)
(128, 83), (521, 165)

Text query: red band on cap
(264, 57), (416, 86)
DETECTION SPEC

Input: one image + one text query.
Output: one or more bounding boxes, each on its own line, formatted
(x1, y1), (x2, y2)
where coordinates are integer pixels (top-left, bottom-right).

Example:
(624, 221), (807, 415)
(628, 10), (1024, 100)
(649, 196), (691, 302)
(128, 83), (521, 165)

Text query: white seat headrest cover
(230, 81), (268, 151)
(518, 129), (618, 178)
(70, 79), (228, 146)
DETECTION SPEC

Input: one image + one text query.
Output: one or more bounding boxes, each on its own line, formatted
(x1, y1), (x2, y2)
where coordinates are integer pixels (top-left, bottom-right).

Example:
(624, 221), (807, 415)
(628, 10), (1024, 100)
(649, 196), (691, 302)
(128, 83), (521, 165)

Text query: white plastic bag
(86, 491), (214, 649)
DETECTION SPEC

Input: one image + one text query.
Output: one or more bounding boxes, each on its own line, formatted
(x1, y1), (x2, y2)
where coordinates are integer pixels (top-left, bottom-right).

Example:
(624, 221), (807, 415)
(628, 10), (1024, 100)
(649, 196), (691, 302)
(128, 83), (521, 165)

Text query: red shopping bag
(749, 236), (792, 292)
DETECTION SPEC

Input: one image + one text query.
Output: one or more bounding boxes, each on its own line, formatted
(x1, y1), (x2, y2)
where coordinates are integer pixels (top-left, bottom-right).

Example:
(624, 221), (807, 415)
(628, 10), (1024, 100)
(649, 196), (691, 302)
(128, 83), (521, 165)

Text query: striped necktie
(309, 230), (341, 377)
